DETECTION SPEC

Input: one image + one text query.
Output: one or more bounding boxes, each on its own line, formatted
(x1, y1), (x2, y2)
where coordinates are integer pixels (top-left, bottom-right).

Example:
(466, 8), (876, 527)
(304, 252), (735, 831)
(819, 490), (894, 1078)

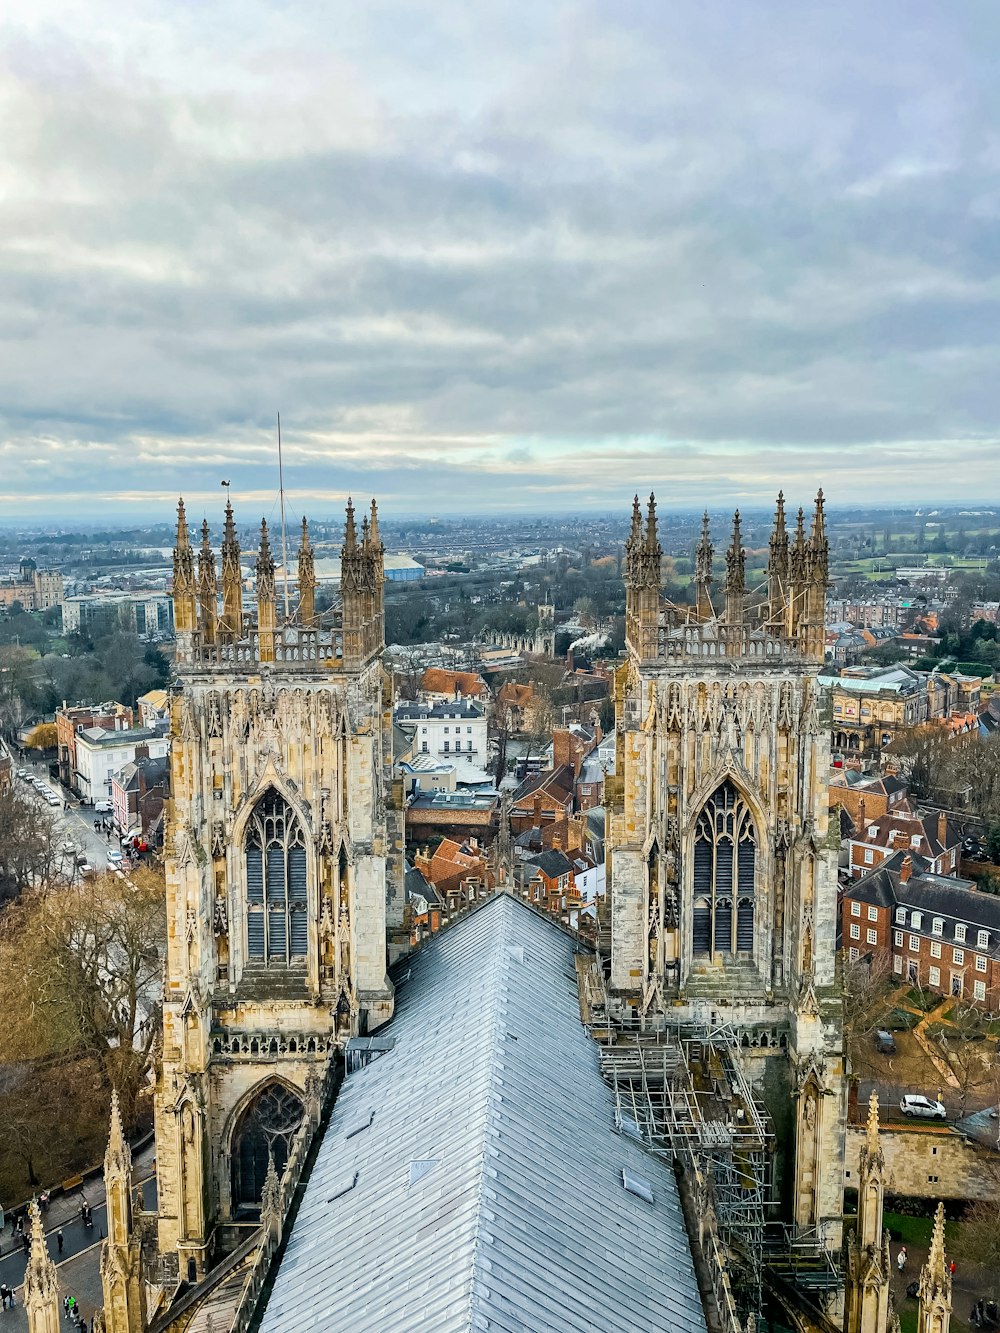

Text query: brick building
(509, 767), (574, 835)
(842, 850), (1000, 1010)
(847, 808), (961, 879)
(829, 771), (910, 827)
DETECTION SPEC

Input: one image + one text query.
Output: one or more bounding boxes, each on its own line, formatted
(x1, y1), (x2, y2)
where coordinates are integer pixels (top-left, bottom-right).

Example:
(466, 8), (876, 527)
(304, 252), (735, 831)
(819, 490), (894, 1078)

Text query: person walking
(897, 1245), (907, 1273)
(1, 1282), (11, 1310)
(949, 1259), (957, 1277)
(57, 1227), (64, 1255)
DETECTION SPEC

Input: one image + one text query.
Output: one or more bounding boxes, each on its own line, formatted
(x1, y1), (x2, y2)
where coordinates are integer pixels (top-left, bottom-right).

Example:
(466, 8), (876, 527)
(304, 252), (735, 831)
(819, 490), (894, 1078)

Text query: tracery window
(245, 790), (308, 964)
(692, 781), (756, 957)
(231, 1082), (304, 1212)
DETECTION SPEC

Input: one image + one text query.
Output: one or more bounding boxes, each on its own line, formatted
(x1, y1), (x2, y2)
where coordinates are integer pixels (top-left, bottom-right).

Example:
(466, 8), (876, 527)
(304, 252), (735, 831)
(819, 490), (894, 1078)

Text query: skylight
(622, 1169), (654, 1204)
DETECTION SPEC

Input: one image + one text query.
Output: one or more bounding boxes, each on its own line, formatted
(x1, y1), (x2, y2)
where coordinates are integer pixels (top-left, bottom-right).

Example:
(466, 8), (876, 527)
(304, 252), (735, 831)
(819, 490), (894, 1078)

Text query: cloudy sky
(1, 1), (998, 522)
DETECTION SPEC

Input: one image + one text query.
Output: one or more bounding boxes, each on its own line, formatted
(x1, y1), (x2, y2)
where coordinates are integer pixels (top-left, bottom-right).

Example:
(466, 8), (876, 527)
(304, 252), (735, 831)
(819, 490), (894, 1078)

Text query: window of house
(976, 955), (988, 973)
(864, 848), (874, 865)
(868, 905), (878, 921)
(467, 726), (472, 733)
(867, 929), (878, 946)
(928, 966), (940, 987)
(896, 907), (906, 924)
(443, 726), (449, 734)
(930, 941), (942, 959)
(851, 902), (861, 917)
(912, 913), (923, 929)
(974, 980), (987, 1001)
(850, 924), (861, 940)
(894, 930), (904, 947)
(421, 727), (427, 734)
(911, 835), (922, 848)
(849, 947), (860, 962)
(978, 930), (990, 949)
(893, 956), (902, 974)
(443, 742), (449, 752)
(955, 923), (967, 942)
(932, 918), (943, 936)
(909, 934), (919, 951)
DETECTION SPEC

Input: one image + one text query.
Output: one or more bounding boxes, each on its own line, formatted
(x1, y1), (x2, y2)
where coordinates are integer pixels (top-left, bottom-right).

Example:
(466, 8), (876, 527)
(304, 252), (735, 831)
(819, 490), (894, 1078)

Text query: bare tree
(842, 948), (897, 1069)
(0, 782), (66, 903)
(938, 1003), (991, 1118)
(0, 865), (166, 1122)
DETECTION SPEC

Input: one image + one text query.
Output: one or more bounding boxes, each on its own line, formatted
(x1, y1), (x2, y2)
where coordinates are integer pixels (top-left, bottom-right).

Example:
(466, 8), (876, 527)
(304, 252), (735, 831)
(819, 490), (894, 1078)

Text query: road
(13, 754), (127, 875)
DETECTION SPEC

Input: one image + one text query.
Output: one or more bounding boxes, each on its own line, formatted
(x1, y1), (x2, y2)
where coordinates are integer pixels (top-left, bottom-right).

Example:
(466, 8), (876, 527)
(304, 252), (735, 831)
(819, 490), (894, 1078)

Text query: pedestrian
(897, 1246), (907, 1273)
(22, 1230), (29, 1255)
(0, 1282), (11, 1310)
(57, 1227), (64, 1254)
(950, 1259), (957, 1277)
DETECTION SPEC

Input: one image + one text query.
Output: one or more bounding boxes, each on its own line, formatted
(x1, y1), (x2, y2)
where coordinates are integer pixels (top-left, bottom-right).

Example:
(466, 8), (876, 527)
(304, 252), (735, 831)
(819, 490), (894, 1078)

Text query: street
(13, 754), (127, 875)
(0, 1142), (157, 1330)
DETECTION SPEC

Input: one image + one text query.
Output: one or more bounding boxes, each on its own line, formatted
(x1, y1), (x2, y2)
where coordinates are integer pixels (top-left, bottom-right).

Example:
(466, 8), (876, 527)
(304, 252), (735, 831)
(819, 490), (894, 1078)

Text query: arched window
(692, 781), (756, 958)
(230, 1082), (304, 1214)
(245, 790), (308, 965)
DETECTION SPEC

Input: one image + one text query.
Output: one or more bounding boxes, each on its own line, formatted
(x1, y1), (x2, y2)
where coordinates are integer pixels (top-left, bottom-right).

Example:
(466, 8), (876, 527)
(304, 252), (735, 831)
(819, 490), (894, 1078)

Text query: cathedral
(608, 492), (846, 1250)
(152, 496), (403, 1282)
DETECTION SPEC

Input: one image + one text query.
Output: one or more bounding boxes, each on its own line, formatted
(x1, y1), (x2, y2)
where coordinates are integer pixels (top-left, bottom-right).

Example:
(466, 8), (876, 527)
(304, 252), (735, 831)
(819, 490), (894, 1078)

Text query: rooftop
(258, 893), (706, 1333)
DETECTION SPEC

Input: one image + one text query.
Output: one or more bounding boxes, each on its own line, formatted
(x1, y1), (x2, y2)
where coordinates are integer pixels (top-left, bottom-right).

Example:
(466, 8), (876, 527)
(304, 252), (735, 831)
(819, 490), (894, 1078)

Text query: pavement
(0, 1141), (157, 1330)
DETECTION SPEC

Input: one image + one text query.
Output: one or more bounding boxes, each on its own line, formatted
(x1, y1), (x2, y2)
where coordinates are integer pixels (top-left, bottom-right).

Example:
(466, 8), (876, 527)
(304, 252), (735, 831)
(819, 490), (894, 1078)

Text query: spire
(260, 1147), (282, 1238)
(171, 497), (197, 639)
(807, 487), (829, 585)
(865, 1088), (881, 1156)
(645, 492), (659, 553)
(198, 519), (218, 644)
(343, 497), (357, 553)
(768, 491), (790, 633)
(694, 511), (714, 620)
(790, 505), (806, 583)
(917, 1202), (952, 1333)
(926, 1202), (947, 1286)
(369, 498), (382, 550)
(256, 519), (275, 598)
(106, 1088), (131, 1180)
(23, 1199), (59, 1333)
(298, 515), (316, 626)
(219, 498), (243, 640)
(723, 509), (746, 623)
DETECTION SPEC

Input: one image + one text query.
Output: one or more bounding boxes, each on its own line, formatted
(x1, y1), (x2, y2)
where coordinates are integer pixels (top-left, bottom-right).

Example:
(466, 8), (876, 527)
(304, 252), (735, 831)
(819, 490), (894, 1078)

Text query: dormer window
(931, 918), (943, 937)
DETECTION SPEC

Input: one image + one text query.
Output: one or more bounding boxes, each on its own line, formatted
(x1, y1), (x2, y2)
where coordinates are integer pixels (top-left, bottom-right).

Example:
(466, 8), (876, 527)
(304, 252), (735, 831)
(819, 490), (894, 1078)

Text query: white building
(74, 726), (170, 801)
(394, 699), (488, 762)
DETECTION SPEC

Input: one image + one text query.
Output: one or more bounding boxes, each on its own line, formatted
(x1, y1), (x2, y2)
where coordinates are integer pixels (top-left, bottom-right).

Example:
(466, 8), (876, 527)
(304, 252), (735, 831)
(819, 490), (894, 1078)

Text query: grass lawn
(886, 1008), (921, 1031)
(904, 988), (938, 1013)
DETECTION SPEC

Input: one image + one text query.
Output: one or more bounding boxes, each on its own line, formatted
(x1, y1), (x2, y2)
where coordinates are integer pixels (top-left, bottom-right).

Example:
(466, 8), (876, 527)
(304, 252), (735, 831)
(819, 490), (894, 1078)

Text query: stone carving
(206, 690), (223, 738)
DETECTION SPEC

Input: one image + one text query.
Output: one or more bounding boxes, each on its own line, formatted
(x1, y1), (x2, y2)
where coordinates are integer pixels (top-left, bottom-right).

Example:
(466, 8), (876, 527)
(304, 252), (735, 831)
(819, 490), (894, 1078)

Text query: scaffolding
(598, 1020), (774, 1323)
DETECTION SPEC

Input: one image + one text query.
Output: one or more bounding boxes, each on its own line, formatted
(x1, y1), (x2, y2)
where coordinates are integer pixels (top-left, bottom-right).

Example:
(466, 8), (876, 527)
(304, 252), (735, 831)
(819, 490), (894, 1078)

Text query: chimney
(533, 793), (543, 826)
(899, 854), (913, 883)
(553, 729), (572, 771)
(857, 797), (866, 830)
(938, 811), (948, 849)
(135, 743), (149, 762)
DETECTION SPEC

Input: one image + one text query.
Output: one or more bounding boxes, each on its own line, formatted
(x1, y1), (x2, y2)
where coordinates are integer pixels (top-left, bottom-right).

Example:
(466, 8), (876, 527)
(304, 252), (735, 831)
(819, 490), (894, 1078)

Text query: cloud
(1, 0), (999, 519)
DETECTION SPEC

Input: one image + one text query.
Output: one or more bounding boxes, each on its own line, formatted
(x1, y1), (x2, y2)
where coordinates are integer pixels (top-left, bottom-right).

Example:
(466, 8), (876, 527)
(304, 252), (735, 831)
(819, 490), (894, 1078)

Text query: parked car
(94, 800), (113, 813)
(78, 862), (95, 877)
(107, 850), (124, 866)
(875, 1030), (897, 1054)
(900, 1094), (946, 1120)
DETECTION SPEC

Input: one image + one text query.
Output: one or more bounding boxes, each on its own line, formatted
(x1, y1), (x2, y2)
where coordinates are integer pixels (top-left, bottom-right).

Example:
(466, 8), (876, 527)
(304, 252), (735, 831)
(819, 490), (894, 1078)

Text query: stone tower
(845, 1093), (896, 1333)
(23, 1201), (59, 1333)
(917, 1204), (952, 1333)
(153, 497), (402, 1282)
(100, 1091), (146, 1333)
(609, 490), (845, 1251)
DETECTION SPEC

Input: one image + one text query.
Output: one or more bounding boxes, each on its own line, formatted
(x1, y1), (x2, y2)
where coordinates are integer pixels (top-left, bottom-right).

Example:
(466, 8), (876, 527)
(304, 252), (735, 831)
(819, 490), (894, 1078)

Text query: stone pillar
(23, 1201), (60, 1333)
(256, 519), (277, 664)
(172, 499), (197, 662)
(219, 499), (243, 640)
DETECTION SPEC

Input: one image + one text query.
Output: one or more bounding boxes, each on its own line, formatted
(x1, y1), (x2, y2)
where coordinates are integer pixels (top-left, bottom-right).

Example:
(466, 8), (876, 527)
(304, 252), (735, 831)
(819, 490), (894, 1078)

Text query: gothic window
(245, 790), (308, 965)
(692, 781), (757, 957)
(230, 1082), (304, 1214)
